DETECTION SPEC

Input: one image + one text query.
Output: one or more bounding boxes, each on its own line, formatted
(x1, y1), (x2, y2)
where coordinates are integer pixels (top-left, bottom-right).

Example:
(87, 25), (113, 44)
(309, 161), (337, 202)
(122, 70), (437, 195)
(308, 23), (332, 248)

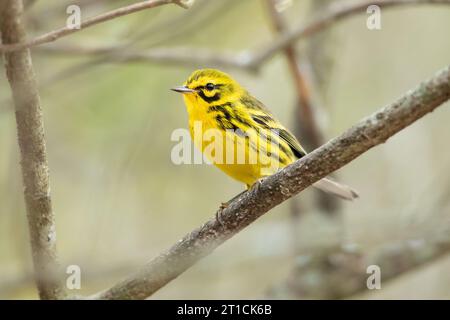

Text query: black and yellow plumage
(172, 69), (357, 200)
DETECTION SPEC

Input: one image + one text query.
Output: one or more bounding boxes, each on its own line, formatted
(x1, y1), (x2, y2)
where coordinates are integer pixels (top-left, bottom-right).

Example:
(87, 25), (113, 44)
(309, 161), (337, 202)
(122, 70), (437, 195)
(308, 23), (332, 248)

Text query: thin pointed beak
(171, 86), (196, 93)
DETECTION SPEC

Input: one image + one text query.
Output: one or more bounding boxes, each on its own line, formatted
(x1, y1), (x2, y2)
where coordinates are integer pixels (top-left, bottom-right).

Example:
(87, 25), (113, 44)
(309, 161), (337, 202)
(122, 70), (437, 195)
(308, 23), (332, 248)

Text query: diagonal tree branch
(269, 227), (450, 299)
(0, 0), (194, 53)
(91, 65), (450, 300)
(269, 172), (450, 299)
(248, 0), (450, 69)
(0, 0), (65, 300)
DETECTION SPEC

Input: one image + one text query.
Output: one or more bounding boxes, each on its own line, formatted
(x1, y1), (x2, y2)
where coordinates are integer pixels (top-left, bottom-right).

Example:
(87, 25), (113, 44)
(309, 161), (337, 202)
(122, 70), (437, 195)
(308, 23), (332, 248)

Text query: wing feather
(276, 128), (307, 159)
(241, 93), (307, 160)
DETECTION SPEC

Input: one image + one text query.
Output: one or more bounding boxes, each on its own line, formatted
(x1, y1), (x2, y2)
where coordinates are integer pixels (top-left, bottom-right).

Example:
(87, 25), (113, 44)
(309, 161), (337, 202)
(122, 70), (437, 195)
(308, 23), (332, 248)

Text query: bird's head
(171, 69), (243, 107)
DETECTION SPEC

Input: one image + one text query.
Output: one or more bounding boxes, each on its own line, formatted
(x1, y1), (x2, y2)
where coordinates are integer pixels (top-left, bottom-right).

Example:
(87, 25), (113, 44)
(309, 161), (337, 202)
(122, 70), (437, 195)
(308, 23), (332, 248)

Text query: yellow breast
(183, 94), (284, 187)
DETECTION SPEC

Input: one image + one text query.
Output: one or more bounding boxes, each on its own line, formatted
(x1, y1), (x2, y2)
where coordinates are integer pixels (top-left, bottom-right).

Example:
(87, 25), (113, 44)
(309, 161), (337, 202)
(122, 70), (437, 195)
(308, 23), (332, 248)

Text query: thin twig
(270, 227), (450, 299)
(0, 0), (65, 300)
(306, 0), (342, 96)
(270, 173), (450, 299)
(37, 44), (252, 70)
(248, 0), (450, 68)
(32, 0), (450, 73)
(91, 65), (450, 300)
(265, 0), (323, 149)
(0, 0), (193, 53)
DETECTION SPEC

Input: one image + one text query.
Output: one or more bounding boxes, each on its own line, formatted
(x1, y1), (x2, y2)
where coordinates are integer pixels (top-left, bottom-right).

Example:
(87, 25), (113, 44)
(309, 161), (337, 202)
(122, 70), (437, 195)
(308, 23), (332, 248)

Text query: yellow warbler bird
(172, 69), (358, 200)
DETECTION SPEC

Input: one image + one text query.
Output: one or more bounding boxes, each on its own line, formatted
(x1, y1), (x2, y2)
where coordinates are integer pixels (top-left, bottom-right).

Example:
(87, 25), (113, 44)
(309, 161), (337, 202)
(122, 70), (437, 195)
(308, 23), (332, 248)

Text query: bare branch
(0, 0), (65, 300)
(91, 65), (450, 300)
(32, 0), (450, 73)
(37, 44), (252, 71)
(265, 0), (342, 253)
(270, 228), (450, 299)
(249, 0), (450, 69)
(0, 0), (192, 53)
(265, 0), (324, 149)
(306, 0), (342, 96)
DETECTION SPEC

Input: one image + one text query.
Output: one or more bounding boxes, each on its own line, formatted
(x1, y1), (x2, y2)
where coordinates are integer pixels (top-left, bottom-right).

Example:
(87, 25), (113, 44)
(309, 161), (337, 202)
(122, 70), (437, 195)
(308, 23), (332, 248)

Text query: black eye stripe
(194, 83), (224, 91)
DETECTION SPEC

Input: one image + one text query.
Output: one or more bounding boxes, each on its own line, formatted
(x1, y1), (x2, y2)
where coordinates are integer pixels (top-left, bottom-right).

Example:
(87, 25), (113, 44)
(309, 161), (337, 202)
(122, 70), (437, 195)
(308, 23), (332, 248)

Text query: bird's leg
(215, 209), (225, 226)
(216, 189), (248, 226)
(248, 177), (266, 193)
(215, 178), (267, 225)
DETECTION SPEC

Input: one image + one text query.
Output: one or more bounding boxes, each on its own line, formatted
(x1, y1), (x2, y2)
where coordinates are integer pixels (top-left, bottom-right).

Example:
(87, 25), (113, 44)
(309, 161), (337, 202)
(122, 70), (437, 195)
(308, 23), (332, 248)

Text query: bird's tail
(313, 177), (359, 201)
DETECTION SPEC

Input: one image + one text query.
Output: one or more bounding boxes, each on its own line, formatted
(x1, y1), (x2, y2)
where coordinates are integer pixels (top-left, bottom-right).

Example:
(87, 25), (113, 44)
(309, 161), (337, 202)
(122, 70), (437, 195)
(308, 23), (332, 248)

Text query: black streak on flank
(207, 102), (233, 114)
(215, 115), (237, 131)
(208, 103), (256, 133)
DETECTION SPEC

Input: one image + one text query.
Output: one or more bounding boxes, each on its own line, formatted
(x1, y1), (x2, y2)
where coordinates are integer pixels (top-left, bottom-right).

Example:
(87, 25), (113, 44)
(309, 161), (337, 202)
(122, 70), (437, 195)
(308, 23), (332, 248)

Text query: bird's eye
(205, 83), (215, 91)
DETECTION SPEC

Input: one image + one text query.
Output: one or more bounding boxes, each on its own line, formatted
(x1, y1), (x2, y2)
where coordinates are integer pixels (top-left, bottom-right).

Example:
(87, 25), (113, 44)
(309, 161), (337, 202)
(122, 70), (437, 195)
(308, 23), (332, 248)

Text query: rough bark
(0, 0), (65, 300)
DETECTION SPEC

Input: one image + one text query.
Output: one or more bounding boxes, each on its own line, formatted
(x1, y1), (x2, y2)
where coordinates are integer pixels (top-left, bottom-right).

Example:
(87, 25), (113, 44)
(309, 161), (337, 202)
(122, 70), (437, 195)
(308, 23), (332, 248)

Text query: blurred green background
(0, 0), (449, 299)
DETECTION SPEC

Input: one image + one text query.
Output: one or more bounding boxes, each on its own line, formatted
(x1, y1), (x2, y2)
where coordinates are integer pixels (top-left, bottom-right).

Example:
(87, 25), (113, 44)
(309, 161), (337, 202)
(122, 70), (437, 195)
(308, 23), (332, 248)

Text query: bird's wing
(275, 127), (307, 159)
(243, 93), (307, 159)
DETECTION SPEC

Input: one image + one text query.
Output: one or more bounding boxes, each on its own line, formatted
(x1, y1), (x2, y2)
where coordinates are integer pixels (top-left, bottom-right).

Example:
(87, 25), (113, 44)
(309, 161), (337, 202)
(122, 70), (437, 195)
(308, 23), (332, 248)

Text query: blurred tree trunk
(0, 0), (65, 300)
(289, 0), (344, 255)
